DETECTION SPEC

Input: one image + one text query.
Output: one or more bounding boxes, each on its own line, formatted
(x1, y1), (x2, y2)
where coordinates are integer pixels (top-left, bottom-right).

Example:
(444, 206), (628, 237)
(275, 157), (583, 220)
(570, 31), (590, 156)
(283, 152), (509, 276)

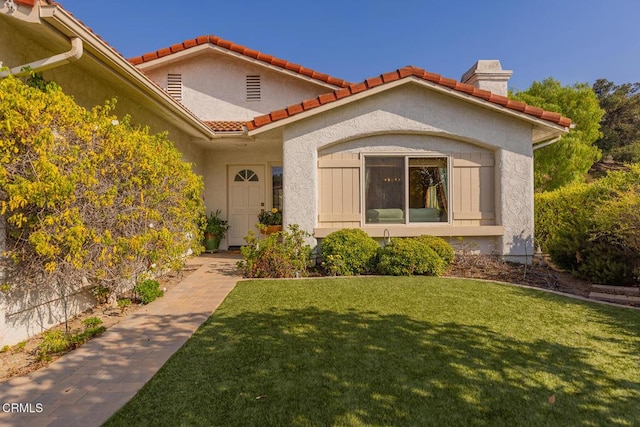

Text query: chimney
(461, 60), (512, 97)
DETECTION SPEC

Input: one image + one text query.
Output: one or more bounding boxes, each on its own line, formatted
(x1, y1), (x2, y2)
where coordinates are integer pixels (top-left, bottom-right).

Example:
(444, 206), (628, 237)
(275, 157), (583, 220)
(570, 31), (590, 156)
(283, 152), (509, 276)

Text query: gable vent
(246, 75), (261, 101)
(167, 73), (183, 101)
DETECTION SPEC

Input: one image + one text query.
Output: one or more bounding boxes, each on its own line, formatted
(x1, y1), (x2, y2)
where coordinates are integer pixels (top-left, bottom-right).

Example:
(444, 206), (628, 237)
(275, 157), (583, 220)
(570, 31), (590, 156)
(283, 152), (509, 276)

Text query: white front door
(228, 166), (265, 246)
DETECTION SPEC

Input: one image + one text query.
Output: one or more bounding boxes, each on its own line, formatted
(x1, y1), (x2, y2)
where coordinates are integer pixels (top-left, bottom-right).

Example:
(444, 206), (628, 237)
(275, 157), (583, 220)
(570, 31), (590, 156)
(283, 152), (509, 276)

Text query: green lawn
(106, 277), (640, 426)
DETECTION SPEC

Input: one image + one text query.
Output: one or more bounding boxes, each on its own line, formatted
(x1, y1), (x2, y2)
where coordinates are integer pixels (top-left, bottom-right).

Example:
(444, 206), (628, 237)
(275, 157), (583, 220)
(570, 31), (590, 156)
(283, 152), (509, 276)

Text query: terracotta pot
(261, 225), (282, 235)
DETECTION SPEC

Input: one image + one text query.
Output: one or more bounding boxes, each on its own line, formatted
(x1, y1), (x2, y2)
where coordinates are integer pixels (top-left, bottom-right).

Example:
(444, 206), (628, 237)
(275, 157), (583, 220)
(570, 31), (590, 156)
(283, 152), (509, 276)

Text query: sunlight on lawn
(106, 277), (640, 427)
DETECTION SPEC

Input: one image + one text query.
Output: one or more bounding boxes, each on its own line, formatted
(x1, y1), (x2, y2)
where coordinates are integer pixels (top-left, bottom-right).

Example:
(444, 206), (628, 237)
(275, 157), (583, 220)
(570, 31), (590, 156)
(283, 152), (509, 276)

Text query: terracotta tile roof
(204, 121), (246, 132)
(129, 35), (351, 88)
(247, 66), (573, 131)
(14, 0), (56, 6)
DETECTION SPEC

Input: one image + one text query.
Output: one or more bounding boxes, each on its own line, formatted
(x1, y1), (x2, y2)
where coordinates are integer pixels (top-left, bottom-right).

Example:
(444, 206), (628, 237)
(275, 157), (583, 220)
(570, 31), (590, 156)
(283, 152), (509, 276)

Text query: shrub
(134, 279), (164, 304)
(536, 165), (640, 285)
(91, 285), (111, 305)
(73, 325), (106, 347)
(13, 341), (26, 353)
(238, 224), (312, 278)
(535, 183), (607, 253)
(377, 238), (446, 276)
(415, 235), (455, 266)
(82, 317), (103, 329)
(0, 75), (204, 302)
(321, 229), (379, 275)
(117, 298), (132, 313)
(610, 142), (640, 164)
(38, 331), (71, 360)
(36, 325), (106, 362)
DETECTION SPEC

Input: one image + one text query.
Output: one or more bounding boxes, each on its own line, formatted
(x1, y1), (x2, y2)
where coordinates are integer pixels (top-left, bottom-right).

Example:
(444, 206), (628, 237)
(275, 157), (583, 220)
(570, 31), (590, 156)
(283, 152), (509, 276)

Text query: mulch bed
(445, 254), (594, 298)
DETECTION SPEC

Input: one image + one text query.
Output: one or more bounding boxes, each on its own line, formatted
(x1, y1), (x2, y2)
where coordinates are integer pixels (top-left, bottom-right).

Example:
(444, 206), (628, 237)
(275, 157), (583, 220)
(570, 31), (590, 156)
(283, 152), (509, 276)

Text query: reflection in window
(408, 158), (447, 223)
(365, 157), (405, 224)
(365, 156), (448, 224)
(272, 166), (283, 211)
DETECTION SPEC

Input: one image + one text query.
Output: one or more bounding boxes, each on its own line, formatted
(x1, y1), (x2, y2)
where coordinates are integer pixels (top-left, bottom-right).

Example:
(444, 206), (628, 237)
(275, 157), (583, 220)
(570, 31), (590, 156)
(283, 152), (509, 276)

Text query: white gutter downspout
(0, 37), (83, 78)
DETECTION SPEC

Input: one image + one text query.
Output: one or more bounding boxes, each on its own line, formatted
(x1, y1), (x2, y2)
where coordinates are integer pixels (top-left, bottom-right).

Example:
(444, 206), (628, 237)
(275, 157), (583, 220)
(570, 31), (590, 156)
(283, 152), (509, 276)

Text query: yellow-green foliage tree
(0, 75), (204, 300)
(511, 78), (604, 192)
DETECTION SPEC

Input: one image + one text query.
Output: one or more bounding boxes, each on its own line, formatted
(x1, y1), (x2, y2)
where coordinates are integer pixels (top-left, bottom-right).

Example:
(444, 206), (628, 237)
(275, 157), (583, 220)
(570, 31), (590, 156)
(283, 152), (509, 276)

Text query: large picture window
(365, 156), (448, 224)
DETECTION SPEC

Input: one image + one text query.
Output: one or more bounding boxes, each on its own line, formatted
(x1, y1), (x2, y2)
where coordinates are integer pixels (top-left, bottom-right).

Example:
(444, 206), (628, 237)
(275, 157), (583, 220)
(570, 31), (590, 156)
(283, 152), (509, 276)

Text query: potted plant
(258, 208), (283, 235)
(203, 210), (230, 252)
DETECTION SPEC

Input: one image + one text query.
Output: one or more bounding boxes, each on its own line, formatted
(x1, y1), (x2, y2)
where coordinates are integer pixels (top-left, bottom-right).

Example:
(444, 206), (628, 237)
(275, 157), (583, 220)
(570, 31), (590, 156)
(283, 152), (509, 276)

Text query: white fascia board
(38, 6), (215, 140)
(248, 77), (570, 140)
(134, 44), (342, 91)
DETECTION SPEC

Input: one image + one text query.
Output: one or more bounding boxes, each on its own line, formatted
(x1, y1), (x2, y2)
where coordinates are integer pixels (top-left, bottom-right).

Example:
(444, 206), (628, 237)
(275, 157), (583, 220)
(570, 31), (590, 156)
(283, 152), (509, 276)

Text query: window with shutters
(246, 75), (261, 101)
(167, 74), (182, 101)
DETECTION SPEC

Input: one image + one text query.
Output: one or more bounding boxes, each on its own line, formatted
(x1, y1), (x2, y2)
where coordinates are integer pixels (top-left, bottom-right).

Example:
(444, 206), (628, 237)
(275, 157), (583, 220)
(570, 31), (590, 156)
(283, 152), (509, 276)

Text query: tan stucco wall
(202, 140), (283, 248)
(281, 82), (535, 261)
(143, 50), (332, 121)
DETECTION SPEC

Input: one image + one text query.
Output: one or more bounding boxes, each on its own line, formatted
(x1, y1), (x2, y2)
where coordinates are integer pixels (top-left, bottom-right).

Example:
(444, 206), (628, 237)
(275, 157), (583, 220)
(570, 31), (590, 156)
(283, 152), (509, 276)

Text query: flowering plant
(258, 208), (282, 225)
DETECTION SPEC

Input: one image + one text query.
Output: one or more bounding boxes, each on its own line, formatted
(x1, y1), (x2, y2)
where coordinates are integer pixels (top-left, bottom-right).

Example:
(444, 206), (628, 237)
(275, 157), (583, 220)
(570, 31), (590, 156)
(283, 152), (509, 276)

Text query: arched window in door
(234, 169), (259, 182)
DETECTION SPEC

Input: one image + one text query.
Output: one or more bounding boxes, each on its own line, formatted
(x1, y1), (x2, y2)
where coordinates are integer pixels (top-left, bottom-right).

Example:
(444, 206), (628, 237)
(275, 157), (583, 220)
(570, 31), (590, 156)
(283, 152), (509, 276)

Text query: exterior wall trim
(313, 225), (504, 238)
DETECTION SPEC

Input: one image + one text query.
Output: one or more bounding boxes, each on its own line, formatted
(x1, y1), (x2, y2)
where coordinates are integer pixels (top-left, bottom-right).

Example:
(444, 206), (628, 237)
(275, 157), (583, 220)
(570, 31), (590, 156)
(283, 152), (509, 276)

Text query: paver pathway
(0, 254), (241, 427)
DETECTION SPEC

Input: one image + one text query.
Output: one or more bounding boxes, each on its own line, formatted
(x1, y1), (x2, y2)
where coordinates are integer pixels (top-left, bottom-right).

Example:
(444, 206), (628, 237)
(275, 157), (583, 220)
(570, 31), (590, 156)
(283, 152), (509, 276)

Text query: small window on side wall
(364, 156), (448, 224)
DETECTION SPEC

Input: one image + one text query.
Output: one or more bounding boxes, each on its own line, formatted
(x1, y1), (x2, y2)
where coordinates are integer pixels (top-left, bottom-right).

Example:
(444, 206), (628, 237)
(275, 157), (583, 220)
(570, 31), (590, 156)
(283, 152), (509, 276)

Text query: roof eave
(133, 44), (343, 91)
(248, 77), (571, 140)
(38, 6), (216, 141)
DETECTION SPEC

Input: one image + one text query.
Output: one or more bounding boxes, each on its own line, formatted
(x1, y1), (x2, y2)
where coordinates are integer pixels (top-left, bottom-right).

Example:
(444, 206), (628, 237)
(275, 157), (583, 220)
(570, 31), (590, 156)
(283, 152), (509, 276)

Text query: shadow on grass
(107, 306), (640, 426)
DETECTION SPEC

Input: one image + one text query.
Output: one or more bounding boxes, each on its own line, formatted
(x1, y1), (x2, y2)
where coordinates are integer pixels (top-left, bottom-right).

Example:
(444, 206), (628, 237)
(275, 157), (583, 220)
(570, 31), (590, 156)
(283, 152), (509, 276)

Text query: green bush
(321, 229), (379, 275)
(415, 235), (455, 266)
(238, 224), (312, 278)
(118, 298), (132, 313)
(37, 330), (74, 361)
(535, 183), (607, 253)
(82, 317), (103, 329)
(610, 142), (640, 164)
(536, 165), (640, 285)
(377, 238), (446, 276)
(73, 325), (106, 347)
(134, 279), (164, 304)
(36, 325), (106, 361)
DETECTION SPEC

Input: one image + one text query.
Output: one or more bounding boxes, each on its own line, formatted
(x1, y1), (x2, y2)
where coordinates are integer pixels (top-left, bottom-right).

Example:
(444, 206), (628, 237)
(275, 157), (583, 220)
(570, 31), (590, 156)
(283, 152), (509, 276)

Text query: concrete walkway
(0, 254), (242, 427)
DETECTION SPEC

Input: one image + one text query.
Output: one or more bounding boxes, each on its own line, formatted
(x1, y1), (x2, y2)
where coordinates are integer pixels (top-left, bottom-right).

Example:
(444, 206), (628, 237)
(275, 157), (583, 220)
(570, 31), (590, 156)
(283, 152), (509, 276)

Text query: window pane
(365, 157), (405, 224)
(408, 157), (447, 222)
(272, 166), (283, 210)
(234, 169), (259, 182)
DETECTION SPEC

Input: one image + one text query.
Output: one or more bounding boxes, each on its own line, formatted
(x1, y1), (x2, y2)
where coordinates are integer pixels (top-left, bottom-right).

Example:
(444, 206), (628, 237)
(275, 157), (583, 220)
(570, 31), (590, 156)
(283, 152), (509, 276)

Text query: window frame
(361, 153), (452, 226)
(269, 163), (283, 211)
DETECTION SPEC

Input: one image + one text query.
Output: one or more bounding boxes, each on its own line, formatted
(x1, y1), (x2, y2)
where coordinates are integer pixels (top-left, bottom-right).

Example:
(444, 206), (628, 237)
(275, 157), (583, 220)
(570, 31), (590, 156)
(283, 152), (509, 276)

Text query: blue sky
(58, 0), (639, 92)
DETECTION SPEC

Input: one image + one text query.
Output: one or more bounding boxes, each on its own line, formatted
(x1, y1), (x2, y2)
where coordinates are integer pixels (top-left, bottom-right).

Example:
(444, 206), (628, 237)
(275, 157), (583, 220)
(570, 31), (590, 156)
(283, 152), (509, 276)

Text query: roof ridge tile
(129, 35), (351, 88)
(247, 66), (573, 131)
